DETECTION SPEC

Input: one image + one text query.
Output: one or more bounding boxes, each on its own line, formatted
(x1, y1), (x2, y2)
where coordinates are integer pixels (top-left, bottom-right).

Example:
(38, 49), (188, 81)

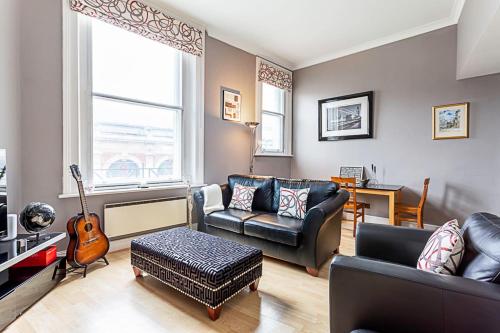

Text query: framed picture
(339, 166), (365, 184)
(221, 87), (241, 122)
(432, 102), (469, 140)
(318, 91), (373, 141)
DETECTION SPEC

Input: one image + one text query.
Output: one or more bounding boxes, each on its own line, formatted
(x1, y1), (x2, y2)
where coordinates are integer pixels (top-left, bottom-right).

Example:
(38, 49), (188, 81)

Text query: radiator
(104, 197), (187, 240)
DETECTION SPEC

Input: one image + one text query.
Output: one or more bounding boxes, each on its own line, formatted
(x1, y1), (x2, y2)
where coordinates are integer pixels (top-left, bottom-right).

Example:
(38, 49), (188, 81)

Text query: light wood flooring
(5, 224), (356, 333)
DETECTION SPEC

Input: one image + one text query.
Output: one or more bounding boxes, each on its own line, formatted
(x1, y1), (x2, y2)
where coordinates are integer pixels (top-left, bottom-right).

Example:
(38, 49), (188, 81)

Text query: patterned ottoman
(130, 227), (263, 320)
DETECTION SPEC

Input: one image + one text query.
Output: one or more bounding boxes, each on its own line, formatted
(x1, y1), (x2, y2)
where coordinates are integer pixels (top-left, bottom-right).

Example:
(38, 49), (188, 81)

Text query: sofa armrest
(330, 255), (500, 333)
(193, 184), (231, 232)
(356, 223), (434, 267)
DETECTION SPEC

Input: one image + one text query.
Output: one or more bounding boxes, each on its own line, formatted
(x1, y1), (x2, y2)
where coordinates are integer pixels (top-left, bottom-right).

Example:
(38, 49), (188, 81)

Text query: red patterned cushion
(277, 187), (310, 220)
(228, 183), (257, 211)
(417, 219), (465, 275)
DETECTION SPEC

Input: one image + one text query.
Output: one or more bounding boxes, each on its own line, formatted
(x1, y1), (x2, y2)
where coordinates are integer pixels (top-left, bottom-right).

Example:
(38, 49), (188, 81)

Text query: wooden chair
(396, 178), (430, 228)
(332, 177), (369, 237)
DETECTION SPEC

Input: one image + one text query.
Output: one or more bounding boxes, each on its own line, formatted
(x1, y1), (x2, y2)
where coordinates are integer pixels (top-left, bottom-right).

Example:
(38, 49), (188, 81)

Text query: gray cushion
(244, 213), (303, 247)
(205, 209), (259, 234)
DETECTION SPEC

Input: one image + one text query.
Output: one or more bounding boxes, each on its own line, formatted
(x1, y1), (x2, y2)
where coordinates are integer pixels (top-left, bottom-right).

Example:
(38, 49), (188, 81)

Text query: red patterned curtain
(69, 0), (204, 56)
(257, 58), (292, 91)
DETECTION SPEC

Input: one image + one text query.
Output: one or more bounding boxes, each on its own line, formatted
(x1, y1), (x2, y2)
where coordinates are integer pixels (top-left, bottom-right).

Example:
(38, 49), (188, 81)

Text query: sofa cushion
(205, 209), (260, 234)
(228, 183), (257, 212)
(458, 212), (500, 283)
(228, 175), (275, 212)
(272, 178), (338, 212)
(244, 213), (303, 247)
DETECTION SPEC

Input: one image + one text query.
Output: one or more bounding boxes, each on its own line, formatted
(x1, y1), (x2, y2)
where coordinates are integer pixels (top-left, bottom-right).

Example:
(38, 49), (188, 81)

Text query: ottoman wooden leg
(132, 266), (143, 277)
(207, 306), (222, 321)
(250, 279), (260, 291)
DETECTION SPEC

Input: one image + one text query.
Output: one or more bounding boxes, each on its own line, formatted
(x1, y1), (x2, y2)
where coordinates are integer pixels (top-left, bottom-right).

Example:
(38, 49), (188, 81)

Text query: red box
(12, 245), (57, 268)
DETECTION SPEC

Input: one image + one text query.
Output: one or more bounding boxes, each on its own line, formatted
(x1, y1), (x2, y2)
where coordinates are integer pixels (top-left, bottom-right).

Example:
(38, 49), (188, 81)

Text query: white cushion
(228, 183), (257, 212)
(277, 187), (310, 220)
(417, 219), (465, 275)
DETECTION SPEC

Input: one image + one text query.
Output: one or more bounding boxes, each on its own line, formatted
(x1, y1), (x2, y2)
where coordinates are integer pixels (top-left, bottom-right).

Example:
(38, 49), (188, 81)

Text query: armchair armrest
(356, 223), (434, 267)
(330, 255), (500, 333)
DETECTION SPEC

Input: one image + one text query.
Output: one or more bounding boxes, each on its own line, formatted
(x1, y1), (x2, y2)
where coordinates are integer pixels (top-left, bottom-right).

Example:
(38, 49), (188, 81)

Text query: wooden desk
(350, 184), (404, 226)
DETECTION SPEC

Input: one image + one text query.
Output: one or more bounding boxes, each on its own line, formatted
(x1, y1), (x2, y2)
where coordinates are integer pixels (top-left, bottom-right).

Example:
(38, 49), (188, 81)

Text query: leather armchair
(329, 222), (500, 333)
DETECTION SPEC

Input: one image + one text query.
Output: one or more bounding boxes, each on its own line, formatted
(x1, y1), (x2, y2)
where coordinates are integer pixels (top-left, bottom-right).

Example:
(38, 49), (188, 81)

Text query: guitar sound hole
(84, 223), (93, 232)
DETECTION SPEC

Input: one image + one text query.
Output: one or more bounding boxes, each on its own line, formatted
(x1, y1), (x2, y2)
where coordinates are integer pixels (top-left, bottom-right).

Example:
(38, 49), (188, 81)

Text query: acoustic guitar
(66, 165), (109, 272)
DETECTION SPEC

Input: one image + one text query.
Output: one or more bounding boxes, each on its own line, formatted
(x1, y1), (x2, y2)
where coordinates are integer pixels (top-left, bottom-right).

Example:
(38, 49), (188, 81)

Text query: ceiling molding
(293, 0), (466, 70)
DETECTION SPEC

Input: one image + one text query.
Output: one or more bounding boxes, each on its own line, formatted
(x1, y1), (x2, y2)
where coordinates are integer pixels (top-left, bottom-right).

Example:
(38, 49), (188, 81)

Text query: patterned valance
(69, 0), (204, 56)
(257, 58), (292, 91)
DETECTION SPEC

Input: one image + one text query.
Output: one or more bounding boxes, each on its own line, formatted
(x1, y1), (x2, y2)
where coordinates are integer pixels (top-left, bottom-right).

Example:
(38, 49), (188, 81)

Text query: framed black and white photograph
(318, 91), (373, 141)
(221, 87), (241, 122)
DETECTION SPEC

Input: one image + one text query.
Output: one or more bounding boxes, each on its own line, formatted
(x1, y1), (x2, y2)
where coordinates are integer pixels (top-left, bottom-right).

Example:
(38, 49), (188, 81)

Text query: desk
(350, 184), (404, 226)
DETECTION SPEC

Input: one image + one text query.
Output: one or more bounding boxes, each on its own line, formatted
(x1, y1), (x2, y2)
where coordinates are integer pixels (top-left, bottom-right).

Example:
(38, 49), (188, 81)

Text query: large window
(62, 5), (204, 195)
(91, 20), (182, 187)
(256, 61), (292, 156)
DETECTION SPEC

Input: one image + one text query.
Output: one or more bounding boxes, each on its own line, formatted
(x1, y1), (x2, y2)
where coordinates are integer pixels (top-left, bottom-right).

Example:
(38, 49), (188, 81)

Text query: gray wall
(204, 36), (291, 184)
(0, 1), (22, 213)
(292, 26), (500, 225)
(13, 0), (290, 239)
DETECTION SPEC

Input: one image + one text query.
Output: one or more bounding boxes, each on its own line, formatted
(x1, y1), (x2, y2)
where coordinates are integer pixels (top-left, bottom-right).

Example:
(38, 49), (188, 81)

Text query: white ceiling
(155, 0), (465, 70)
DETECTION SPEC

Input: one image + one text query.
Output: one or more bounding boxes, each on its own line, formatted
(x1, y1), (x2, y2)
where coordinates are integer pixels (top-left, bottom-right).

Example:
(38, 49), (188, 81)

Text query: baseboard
(343, 212), (438, 231)
(109, 236), (134, 252)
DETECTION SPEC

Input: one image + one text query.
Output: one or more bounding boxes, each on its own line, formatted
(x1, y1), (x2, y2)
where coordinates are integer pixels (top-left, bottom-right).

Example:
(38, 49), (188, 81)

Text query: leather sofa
(193, 175), (350, 276)
(329, 212), (500, 333)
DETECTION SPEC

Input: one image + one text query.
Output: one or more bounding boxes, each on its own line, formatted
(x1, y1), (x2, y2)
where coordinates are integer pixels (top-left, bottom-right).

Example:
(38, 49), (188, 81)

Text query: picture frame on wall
(432, 102), (469, 140)
(318, 91), (373, 141)
(221, 87), (241, 122)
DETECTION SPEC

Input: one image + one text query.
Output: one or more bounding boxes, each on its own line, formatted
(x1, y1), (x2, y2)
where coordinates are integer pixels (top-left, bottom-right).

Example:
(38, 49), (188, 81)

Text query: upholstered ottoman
(130, 227), (263, 320)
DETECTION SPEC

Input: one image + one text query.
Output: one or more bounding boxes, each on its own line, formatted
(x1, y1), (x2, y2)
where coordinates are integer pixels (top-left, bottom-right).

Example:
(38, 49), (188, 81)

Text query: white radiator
(104, 197), (187, 240)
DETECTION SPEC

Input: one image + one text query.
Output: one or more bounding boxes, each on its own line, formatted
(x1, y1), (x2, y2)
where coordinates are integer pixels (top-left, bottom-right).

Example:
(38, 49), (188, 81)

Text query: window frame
(62, 2), (204, 196)
(255, 77), (293, 157)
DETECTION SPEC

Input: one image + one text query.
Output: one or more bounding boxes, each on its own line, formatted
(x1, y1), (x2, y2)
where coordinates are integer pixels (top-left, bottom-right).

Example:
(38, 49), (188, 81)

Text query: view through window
(91, 20), (182, 187)
(261, 82), (285, 152)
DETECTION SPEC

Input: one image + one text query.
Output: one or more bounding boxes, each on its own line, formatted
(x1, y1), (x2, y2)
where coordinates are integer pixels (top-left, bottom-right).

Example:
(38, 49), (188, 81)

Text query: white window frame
(61, 1), (204, 195)
(255, 71), (293, 157)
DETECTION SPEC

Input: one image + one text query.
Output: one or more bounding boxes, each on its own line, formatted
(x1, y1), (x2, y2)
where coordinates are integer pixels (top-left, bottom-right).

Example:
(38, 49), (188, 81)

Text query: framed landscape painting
(432, 102), (469, 140)
(318, 91), (373, 141)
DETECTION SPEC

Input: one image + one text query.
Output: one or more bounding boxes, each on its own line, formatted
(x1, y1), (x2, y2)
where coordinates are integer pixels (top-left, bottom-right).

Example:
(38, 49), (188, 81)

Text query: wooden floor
(5, 224), (356, 333)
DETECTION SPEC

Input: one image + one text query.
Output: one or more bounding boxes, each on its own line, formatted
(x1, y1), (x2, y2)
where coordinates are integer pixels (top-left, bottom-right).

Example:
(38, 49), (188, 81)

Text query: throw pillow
(417, 219), (465, 275)
(278, 187), (310, 220)
(228, 183), (257, 211)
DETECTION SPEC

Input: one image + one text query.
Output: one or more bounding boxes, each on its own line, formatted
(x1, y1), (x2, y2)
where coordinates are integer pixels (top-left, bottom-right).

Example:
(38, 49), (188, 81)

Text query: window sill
(254, 153), (294, 157)
(58, 183), (205, 199)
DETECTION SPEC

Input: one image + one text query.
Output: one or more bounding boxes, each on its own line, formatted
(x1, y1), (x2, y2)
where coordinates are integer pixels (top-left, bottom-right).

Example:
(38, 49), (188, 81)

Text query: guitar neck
(76, 180), (91, 221)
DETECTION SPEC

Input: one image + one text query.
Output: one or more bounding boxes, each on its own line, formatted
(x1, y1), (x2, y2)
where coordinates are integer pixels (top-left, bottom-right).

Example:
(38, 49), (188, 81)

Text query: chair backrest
(332, 177), (357, 203)
(418, 178), (430, 209)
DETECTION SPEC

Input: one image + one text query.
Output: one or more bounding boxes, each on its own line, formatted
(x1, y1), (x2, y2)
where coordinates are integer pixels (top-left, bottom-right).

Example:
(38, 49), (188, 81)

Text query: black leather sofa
(193, 175), (350, 276)
(329, 212), (500, 333)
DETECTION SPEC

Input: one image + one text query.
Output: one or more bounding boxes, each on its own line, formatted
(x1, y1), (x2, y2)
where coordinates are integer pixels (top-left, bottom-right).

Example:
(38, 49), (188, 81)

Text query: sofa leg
(306, 267), (319, 277)
(207, 306), (222, 321)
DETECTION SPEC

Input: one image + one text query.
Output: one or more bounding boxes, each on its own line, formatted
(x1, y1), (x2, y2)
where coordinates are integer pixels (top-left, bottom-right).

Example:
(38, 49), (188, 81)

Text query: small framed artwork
(340, 166), (365, 184)
(432, 102), (469, 140)
(318, 91), (373, 141)
(221, 87), (241, 122)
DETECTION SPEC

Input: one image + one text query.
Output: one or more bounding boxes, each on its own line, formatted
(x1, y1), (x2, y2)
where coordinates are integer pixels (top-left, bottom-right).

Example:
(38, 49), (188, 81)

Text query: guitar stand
(63, 256), (109, 278)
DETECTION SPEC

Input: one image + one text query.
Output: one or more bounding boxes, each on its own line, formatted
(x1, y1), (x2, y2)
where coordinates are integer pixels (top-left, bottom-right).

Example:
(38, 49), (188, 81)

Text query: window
(255, 60), (293, 156)
(91, 20), (182, 187)
(63, 4), (204, 195)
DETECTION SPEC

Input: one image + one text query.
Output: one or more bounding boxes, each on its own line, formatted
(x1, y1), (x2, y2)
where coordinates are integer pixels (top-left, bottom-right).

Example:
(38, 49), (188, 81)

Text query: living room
(1, 0), (499, 332)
